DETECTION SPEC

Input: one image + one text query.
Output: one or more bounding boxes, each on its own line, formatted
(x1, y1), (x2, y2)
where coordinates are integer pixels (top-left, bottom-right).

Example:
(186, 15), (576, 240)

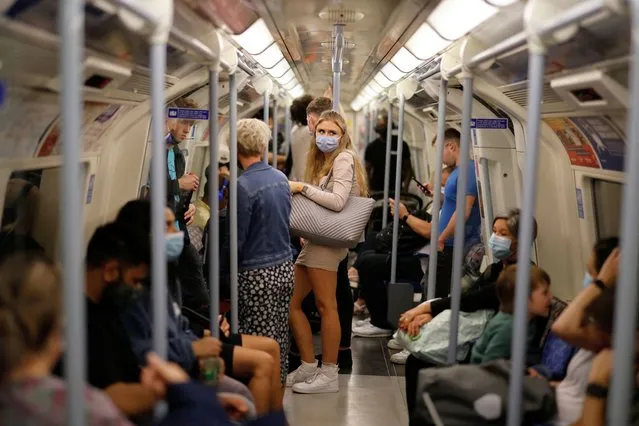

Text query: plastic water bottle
(201, 356), (220, 386)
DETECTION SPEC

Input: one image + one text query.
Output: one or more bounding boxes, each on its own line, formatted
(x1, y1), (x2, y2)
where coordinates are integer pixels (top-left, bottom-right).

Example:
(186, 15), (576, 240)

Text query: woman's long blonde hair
(304, 110), (369, 196)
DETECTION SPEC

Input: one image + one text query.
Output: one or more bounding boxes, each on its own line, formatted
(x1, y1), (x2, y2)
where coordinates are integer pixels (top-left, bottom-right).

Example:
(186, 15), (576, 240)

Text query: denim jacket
(237, 162), (292, 270)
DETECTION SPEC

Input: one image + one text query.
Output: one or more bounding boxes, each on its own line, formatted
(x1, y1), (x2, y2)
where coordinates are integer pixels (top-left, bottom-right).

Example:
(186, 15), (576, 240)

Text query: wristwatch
(401, 214), (410, 224)
(586, 383), (608, 399)
(592, 279), (607, 291)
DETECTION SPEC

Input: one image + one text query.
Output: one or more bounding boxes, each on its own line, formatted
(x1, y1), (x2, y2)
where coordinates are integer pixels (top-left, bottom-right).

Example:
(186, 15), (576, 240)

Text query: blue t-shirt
(438, 160), (481, 247)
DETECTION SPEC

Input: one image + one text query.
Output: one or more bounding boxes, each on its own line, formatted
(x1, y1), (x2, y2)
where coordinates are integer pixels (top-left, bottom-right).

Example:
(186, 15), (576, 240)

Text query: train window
(1, 166), (88, 260)
(591, 179), (623, 238)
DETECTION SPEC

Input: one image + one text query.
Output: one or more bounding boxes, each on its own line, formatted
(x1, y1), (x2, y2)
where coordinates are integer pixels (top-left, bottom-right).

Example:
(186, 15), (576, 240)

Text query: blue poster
(570, 117), (625, 172)
(471, 118), (509, 129)
(167, 108), (210, 121)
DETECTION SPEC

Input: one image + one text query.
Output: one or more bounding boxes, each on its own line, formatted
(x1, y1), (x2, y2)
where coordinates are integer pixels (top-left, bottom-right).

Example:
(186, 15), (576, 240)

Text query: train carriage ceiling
(218, 0), (437, 102)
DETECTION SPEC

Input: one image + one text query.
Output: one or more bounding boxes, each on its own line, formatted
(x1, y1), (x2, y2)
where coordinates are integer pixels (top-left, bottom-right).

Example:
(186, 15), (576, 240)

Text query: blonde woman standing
(287, 111), (368, 393)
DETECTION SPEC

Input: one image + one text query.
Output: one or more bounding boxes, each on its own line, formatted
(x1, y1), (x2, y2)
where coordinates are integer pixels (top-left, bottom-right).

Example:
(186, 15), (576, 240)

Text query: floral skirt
(238, 260), (295, 383)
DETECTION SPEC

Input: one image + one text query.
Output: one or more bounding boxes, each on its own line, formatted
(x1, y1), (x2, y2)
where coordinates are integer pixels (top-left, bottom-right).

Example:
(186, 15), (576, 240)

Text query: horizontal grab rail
(94, 0), (234, 71)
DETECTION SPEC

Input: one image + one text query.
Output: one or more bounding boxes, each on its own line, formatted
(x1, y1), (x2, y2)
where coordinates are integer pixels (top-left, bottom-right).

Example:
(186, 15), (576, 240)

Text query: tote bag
(289, 166), (374, 249)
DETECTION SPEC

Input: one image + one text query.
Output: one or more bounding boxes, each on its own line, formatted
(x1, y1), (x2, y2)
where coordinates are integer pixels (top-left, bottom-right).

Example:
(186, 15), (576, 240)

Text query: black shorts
(220, 333), (243, 378)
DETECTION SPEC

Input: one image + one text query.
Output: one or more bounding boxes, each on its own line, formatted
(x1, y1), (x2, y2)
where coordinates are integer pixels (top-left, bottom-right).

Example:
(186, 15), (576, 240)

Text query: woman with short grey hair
(234, 119), (294, 399)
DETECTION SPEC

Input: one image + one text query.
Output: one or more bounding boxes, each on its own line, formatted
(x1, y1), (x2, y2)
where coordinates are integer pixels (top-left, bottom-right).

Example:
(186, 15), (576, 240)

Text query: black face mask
(374, 125), (388, 137)
(102, 280), (143, 310)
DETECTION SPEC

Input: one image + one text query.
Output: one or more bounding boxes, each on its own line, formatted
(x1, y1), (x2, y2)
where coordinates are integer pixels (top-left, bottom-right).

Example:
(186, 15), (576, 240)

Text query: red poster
(544, 118), (600, 168)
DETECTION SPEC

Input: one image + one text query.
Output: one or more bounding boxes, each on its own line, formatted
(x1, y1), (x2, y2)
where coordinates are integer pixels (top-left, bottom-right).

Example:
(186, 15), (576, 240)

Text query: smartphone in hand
(411, 177), (432, 196)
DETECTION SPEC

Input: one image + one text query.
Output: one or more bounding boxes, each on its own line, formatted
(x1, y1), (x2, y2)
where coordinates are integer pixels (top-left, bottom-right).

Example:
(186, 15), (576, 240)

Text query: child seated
(471, 265), (553, 364)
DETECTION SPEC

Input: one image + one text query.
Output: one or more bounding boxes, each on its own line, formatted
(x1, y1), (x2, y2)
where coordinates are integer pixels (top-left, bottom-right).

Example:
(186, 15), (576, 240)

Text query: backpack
(413, 359), (556, 426)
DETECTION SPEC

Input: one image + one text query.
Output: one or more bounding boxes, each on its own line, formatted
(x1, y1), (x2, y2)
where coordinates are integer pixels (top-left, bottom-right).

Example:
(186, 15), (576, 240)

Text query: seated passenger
(471, 265), (552, 364)
(566, 272), (638, 426)
(0, 252), (133, 424)
(351, 167), (454, 337)
(0, 252), (284, 426)
(545, 240), (619, 426)
(60, 223), (157, 419)
(116, 200), (284, 415)
(399, 208), (536, 334)
(402, 209), (540, 417)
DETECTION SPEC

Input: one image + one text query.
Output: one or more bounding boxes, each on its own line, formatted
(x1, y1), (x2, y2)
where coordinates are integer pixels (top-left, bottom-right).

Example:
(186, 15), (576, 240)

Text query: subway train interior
(1, 0), (638, 425)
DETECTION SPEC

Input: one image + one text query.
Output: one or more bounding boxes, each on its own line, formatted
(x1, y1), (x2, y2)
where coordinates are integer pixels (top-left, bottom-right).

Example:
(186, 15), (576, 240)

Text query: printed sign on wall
(570, 117), (625, 172)
(576, 188), (584, 219)
(545, 116), (626, 172)
(167, 108), (210, 121)
(544, 118), (600, 169)
(471, 118), (509, 129)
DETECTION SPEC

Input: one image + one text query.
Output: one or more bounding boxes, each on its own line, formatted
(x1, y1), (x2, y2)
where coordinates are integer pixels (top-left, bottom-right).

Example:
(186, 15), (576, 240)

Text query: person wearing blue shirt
(432, 128), (481, 297)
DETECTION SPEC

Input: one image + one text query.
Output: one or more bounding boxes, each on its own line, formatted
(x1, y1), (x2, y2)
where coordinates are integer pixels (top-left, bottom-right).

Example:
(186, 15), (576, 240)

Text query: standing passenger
(364, 112), (413, 194)
(234, 119), (295, 387)
(287, 111), (369, 393)
(288, 96), (356, 372)
(431, 128), (481, 298)
(288, 95), (314, 182)
(164, 97), (210, 315)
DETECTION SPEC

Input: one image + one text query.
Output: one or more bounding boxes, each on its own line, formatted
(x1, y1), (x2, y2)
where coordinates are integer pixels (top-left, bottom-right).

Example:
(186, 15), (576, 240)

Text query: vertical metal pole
(284, 102), (292, 158)
(208, 68), (220, 338)
(506, 52), (546, 426)
(479, 157), (494, 228)
(263, 92), (270, 163)
(364, 104), (371, 145)
(426, 78), (448, 301)
(59, 0), (86, 423)
(151, 43), (168, 360)
(609, 2), (639, 423)
(447, 76), (473, 365)
(332, 72), (340, 110)
(332, 23), (344, 110)
(390, 94), (405, 283)
(272, 98), (278, 168)
(229, 72), (239, 333)
(382, 101), (393, 228)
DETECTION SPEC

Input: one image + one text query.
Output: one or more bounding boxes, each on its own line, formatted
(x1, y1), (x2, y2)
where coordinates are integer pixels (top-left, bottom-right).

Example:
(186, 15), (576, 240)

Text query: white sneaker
(390, 349), (410, 365)
(292, 364), (339, 394)
(352, 322), (393, 338)
(286, 360), (318, 388)
(354, 317), (371, 327)
(387, 337), (403, 350)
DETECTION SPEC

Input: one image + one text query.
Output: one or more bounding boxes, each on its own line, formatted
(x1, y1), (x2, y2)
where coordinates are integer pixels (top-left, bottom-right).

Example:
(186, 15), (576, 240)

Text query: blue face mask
(583, 272), (593, 288)
(488, 233), (512, 260)
(316, 135), (340, 153)
(166, 232), (184, 262)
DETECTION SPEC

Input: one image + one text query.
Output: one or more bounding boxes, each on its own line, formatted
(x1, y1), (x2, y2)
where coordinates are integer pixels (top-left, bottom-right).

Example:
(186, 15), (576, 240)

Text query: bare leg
(289, 265), (314, 363)
(231, 346), (273, 415)
(241, 334), (283, 411)
(308, 267), (340, 365)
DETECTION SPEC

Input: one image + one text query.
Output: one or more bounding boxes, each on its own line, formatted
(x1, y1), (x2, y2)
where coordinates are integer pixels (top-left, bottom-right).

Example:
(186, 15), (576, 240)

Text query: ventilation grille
(319, 7), (364, 24)
(321, 40), (356, 49)
(118, 73), (175, 96)
(502, 82), (564, 108)
(421, 105), (462, 122)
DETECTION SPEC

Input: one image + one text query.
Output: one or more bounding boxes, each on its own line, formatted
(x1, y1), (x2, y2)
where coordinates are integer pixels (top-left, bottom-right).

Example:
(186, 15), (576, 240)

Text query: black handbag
(374, 208), (431, 255)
